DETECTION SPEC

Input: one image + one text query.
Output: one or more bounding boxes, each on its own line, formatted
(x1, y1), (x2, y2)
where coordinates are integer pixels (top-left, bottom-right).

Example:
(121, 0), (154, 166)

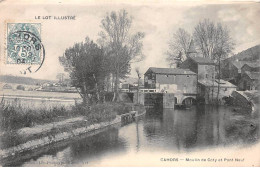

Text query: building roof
(232, 61), (248, 69)
(198, 79), (237, 88)
(245, 71), (260, 80)
(189, 56), (215, 65)
(243, 62), (260, 68)
(187, 39), (197, 54)
(146, 67), (196, 75)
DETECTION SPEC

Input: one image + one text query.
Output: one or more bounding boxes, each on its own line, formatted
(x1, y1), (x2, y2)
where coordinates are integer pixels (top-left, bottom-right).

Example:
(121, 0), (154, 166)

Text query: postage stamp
(6, 23), (42, 65)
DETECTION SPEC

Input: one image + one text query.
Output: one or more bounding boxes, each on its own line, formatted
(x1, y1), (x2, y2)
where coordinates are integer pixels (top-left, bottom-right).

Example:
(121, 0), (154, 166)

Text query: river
(3, 105), (259, 166)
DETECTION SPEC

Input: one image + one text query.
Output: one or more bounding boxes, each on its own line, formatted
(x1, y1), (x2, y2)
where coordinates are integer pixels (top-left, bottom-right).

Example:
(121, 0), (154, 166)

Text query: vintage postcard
(0, 0), (259, 167)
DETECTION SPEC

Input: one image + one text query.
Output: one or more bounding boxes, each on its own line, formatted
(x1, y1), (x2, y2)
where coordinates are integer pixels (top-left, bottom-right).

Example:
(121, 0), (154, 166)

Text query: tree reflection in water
(3, 105), (259, 167)
(143, 105), (259, 152)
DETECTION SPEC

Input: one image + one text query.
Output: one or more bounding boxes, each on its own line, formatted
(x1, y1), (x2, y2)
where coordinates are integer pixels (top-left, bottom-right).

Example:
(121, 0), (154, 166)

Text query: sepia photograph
(0, 0), (259, 167)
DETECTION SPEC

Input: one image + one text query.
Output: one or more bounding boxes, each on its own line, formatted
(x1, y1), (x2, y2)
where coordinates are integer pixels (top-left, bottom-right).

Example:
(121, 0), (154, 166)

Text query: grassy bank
(0, 104), (81, 131)
(225, 104), (260, 143)
(0, 102), (139, 131)
(0, 101), (145, 149)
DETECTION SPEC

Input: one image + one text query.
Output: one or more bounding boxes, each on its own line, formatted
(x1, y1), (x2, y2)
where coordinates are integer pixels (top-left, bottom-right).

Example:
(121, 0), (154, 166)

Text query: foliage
(16, 85), (25, 90)
(112, 102), (132, 115)
(56, 73), (65, 83)
(166, 28), (191, 67)
(59, 9), (145, 103)
(193, 19), (235, 60)
(193, 19), (235, 100)
(167, 19), (235, 102)
(0, 103), (78, 131)
(87, 103), (117, 123)
(59, 37), (108, 105)
(81, 102), (133, 124)
(0, 131), (22, 149)
(98, 9), (145, 101)
(0, 101), (138, 132)
(166, 19), (235, 67)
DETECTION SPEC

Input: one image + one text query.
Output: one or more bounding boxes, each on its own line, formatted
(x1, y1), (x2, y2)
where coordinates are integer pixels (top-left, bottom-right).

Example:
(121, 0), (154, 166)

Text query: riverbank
(3, 104), (259, 167)
(0, 102), (146, 162)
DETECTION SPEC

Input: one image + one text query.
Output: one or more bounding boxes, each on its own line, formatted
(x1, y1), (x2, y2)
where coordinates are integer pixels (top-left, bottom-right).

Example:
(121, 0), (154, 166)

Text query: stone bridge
(174, 94), (197, 106)
(230, 90), (259, 114)
(119, 92), (197, 109)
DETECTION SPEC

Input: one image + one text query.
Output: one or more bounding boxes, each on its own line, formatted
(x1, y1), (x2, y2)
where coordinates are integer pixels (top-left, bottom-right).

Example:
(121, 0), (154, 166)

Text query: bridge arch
(181, 96), (196, 106)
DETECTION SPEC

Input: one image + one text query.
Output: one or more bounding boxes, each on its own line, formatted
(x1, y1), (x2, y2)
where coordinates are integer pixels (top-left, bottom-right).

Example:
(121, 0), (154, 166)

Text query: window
(187, 75), (190, 78)
(144, 76), (148, 82)
(165, 75), (169, 77)
(224, 88), (227, 91)
(151, 73), (156, 79)
(205, 74), (208, 78)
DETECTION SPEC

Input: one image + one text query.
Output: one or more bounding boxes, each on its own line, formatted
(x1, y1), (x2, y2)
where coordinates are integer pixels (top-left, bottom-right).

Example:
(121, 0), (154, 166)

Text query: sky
(0, 1), (260, 80)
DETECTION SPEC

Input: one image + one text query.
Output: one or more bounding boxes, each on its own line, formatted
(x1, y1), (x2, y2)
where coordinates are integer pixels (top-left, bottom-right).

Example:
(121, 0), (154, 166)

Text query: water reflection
(2, 105), (259, 167)
(68, 128), (127, 165)
(142, 107), (199, 152)
(142, 105), (258, 152)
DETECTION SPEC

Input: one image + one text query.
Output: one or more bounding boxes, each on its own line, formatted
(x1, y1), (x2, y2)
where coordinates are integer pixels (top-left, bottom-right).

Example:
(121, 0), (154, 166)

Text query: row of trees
(166, 19), (235, 102)
(60, 14), (235, 105)
(166, 19), (235, 67)
(59, 10), (145, 105)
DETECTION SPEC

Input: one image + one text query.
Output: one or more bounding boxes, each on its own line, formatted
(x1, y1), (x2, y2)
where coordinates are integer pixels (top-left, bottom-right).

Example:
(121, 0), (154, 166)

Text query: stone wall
(156, 74), (197, 94)
(0, 116), (122, 160)
(163, 93), (175, 108)
(144, 93), (163, 108)
(133, 92), (144, 105)
(198, 64), (215, 82)
(231, 91), (252, 112)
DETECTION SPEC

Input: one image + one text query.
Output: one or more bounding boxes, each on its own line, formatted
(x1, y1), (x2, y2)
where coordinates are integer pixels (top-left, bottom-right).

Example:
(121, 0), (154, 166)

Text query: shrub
(112, 102), (132, 115)
(71, 104), (90, 116)
(0, 100), (142, 131)
(16, 85), (25, 90)
(0, 103), (81, 131)
(87, 103), (117, 123)
(0, 131), (23, 149)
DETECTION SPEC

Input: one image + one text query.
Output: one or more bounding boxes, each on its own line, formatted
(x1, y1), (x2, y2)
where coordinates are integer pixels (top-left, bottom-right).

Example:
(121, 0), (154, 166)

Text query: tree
(176, 51), (183, 68)
(193, 19), (234, 60)
(193, 19), (216, 59)
(98, 9), (145, 101)
(16, 85), (25, 91)
(193, 19), (235, 102)
(56, 73), (65, 83)
(59, 37), (108, 105)
(213, 24), (235, 102)
(166, 28), (191, 67)
(135, 67), (141, 104)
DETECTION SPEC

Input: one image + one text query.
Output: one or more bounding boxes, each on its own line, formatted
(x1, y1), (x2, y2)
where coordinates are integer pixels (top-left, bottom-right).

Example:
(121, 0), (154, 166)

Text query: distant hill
(0, 75), (56, 85)
(227, 44), (260, 62)
(0, 75), (144, 86)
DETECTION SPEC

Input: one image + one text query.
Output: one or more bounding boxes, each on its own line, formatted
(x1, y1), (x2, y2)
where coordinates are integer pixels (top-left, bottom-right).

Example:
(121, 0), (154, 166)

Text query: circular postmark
(6, 23), (45, 73)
